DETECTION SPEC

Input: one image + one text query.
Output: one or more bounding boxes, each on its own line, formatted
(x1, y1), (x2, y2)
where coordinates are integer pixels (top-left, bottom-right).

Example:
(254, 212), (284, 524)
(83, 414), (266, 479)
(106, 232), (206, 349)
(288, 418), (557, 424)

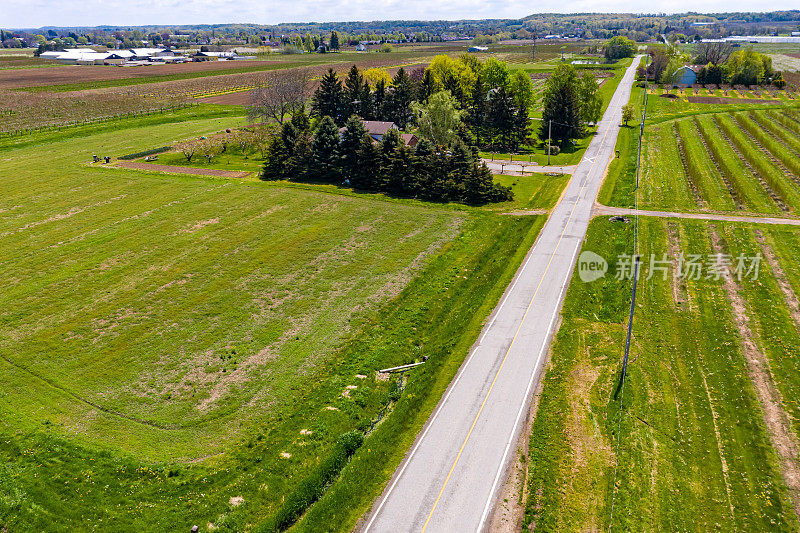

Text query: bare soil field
(116, 160), (252, 178)
(687, 96), (781, 105)
(0, 60), (288, 89)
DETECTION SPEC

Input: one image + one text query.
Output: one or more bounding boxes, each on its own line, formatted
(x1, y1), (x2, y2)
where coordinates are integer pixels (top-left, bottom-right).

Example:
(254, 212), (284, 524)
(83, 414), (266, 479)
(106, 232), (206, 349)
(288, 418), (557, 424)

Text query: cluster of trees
(176, 126), (273, 163)
(309, 57), (538, 153)
(604, 36), (637, 60)
(312, 65), (417, 128)
(257, 54), (603, 204)
(539, 64), (604, 147)
(649, 42), (781, 87)
(262, 110), (512, 204)
(421, 55), (536, 152)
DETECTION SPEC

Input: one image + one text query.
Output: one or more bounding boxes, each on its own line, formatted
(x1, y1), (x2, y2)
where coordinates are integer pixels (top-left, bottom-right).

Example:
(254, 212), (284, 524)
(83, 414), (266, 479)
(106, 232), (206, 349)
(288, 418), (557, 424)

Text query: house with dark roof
(340, 119), (419, 147)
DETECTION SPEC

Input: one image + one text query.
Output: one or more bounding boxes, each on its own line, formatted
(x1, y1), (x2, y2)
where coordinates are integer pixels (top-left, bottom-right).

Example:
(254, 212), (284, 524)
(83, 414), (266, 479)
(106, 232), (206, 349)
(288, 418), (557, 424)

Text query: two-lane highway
(363, 55), (643, 533)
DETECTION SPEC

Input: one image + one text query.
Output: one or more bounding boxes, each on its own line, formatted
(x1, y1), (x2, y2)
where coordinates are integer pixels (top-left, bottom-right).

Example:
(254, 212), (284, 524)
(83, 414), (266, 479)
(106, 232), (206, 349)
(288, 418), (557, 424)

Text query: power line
(608, 54), (647, 532)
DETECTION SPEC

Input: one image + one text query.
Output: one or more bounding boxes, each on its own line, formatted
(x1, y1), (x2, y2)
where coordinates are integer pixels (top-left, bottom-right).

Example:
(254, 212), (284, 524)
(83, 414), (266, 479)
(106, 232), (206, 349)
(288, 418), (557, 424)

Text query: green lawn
(523, 216), (800, 531)
(0, 104), (547, 531)
(492, 173), (569, 210)
(144, 146), (266, 173)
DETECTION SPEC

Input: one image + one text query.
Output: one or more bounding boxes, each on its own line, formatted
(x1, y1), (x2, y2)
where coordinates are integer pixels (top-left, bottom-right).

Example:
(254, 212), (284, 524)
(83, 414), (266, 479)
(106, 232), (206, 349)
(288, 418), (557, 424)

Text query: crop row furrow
(713, 115), (790, 212)
(731, 113), (800, 186)
(749, 111), (800, 157)
(693, 117), (744, 210)
(673, 122), (705, 209)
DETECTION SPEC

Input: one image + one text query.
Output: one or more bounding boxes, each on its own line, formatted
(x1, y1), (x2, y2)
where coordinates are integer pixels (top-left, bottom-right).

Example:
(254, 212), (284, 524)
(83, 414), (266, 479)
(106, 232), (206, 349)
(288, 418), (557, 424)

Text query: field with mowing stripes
(523, 217), (800, 531)
(0, 110), (547, 531)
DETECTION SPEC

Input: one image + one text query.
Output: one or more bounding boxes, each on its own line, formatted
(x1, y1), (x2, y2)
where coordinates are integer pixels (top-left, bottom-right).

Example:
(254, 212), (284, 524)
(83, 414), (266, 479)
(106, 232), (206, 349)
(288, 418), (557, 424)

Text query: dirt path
(711, 228), (800, 517)
(115, 160), (252, 178)
(593, 204), (800, 226)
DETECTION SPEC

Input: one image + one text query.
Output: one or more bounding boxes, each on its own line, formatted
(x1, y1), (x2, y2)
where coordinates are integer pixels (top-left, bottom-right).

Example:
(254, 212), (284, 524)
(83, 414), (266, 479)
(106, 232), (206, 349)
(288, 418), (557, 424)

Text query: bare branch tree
(694, 41), (733, 65)
(248, 68), (312, 125)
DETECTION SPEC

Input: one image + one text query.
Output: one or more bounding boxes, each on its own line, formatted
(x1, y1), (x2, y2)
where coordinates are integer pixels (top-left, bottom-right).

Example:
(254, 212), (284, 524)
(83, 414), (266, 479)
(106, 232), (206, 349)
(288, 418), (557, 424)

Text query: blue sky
(2, 0), (797, 30)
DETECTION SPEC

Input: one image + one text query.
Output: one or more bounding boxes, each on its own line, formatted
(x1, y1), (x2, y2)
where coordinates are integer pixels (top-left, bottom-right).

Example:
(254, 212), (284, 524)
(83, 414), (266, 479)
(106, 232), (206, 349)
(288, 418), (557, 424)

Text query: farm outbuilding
(671, 65), (700, 86)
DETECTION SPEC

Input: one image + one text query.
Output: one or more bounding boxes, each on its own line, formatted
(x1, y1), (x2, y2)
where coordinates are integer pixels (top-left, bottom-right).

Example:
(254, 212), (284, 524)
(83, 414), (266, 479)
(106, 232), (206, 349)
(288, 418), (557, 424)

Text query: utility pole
(547, 119), (552, 165)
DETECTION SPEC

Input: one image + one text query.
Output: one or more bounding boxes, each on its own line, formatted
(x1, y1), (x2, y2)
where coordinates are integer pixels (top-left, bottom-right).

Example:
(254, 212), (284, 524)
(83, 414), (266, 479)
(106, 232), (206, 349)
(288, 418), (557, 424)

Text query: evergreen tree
(263, 110), (313, 180)
(340, 115), (367, 182)
(343, 65), (364, 120)
(311, 116), (342, 182)
(352, 133), (379, 190)
(539, 64), (583, 147)
(385, 68), (414, 129)
(514, 106), (530, 153)
(413, 138), (436, 199)
(467, 76), (488, 146)
(373, 79), (387, 121)
(284, 110), (312, 179)
(487, 85), (517, 152)
(447, 139), (473, 200)
(465, 163), (511, 204)
(418, 70), (435, 103)
(312, 68), (345, 125)
(330, 31), (339, 51)
(443, 73), (466, 108)
(359, 80), (373, 119)
(377, 129), (402, 191)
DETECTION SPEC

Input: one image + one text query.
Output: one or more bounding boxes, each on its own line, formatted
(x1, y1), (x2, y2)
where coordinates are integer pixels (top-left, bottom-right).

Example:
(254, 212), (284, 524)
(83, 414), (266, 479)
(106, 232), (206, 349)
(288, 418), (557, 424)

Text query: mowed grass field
(0, 108), (553, 531)
(523, 217), (800, 531)
(600, 93), (800, 216)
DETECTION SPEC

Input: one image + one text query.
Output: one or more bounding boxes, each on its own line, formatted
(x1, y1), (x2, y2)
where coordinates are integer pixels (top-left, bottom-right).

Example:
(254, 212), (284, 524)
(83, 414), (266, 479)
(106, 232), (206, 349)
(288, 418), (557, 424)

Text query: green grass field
(522, 216), (800, 531)
(0, 105), (549, 531)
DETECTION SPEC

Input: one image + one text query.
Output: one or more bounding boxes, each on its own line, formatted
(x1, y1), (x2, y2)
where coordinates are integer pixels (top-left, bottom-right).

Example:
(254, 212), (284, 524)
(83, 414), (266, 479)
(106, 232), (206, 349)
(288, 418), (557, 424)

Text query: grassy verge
(292, 213), (547, 532)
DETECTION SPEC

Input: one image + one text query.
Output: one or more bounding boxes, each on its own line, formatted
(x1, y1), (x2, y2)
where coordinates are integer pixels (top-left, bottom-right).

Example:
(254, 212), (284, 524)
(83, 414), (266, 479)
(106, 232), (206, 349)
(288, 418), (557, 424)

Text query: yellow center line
(419, 68), (633, 532)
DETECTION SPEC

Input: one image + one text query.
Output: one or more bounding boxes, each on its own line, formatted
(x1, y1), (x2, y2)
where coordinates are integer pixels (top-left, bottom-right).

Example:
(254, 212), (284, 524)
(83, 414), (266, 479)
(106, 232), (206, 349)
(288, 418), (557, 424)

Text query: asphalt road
(362, 56), (643, 533)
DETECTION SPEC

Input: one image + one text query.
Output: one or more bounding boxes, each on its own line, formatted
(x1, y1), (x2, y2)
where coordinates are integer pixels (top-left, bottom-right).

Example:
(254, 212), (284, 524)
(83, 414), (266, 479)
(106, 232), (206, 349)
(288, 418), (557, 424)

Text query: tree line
(261, 109), (512, 205)
(256, 55), (604, 204)
(645, 42), (783, 87)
